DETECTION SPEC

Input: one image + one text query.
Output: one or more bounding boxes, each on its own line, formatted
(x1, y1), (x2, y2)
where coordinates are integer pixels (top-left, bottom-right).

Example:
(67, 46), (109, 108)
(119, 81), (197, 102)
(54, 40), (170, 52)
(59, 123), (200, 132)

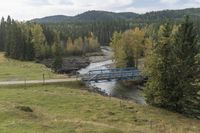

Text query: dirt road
(0, 78), (80, 86)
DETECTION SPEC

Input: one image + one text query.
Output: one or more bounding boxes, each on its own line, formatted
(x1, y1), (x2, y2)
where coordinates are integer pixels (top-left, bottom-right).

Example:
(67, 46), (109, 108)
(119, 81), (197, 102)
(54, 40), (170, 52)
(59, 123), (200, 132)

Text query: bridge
(80, 68), (143, 82)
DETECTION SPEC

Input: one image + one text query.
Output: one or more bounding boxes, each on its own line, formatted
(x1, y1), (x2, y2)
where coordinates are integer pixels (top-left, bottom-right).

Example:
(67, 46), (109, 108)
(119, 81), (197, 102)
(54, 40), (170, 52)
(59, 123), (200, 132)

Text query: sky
(0, 0), (200, 20)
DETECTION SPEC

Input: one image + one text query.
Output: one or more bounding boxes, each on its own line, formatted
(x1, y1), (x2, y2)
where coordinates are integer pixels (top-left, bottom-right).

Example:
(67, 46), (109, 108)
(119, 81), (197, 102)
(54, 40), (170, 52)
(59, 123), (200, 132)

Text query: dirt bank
(42, 46), (113, 75)
(42, 57), (90, 74)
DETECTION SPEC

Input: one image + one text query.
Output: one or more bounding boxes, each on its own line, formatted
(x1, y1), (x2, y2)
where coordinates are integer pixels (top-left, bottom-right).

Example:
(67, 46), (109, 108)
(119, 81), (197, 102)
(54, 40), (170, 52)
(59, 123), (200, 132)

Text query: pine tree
(10, 20), (23, 59)
(25, 30), (35, 60)
(52, 43), (63, 72)
(0, 17), (6, 51)
(52, 32), (63, 71)
(171, 16), (200, 114)
(5, 16), (12, 56)
(144, 23), (176, 109)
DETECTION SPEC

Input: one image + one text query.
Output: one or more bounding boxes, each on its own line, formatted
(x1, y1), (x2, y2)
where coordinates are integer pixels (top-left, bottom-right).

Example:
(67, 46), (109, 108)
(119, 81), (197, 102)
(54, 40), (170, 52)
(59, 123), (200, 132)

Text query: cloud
(68, 0), (135, 11)
(0, 0), (199, 20)
(194, 0), (200, 3)
(160, 0), (180, 4)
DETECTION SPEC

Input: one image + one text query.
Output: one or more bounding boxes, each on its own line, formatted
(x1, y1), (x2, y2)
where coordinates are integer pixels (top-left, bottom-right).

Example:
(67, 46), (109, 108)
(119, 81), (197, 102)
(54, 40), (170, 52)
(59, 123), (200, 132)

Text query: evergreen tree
(24, 30), (35, 60)
(0, 17), (6, 51)
(9, 20), (23, 59)
(144, 23), (175, 109)
(5, 16), (12, 56)
(52, 32), (63, 71)
(52, 43), (63, 71)
(171, 16), (200, 114)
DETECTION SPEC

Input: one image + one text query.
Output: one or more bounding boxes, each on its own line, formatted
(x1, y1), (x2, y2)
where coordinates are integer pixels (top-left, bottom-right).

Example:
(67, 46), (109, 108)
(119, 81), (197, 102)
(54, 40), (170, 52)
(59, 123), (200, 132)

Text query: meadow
(0, 53), (64, 81)
(0, 82), (199, 133)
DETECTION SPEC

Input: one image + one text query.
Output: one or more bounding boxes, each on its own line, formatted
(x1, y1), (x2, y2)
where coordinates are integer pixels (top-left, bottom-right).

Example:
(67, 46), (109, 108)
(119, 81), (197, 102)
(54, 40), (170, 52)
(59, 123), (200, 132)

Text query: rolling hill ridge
(31, 8), (200, 23)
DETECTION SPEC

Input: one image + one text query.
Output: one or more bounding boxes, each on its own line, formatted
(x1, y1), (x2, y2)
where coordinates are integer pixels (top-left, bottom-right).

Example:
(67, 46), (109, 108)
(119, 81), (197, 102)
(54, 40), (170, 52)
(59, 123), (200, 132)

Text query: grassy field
(0, 53), (65, 81)
(0, 82), (199, 133)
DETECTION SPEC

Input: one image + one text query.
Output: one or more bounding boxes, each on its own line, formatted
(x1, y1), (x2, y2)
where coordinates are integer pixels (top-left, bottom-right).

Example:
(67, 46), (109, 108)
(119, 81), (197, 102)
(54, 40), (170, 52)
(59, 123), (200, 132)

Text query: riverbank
(42, 56), (90, 74)
(41, 46), (113, 75)
(0, 82), (199, 133)
(84, 81), (146, 105)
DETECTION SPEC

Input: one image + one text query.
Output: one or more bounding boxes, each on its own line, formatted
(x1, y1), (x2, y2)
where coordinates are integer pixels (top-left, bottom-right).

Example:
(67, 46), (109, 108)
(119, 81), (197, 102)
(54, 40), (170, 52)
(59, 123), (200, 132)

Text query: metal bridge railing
(82, 68), (142, 82)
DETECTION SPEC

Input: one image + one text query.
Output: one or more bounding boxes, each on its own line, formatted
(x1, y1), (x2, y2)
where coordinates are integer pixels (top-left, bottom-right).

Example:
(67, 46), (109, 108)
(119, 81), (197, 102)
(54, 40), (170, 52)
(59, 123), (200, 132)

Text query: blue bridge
(81, 68), (143, 82)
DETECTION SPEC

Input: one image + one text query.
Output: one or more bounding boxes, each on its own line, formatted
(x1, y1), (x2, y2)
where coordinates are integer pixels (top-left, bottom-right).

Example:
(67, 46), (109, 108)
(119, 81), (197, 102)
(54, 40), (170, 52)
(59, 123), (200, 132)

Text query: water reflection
(90, 81), (146, 104)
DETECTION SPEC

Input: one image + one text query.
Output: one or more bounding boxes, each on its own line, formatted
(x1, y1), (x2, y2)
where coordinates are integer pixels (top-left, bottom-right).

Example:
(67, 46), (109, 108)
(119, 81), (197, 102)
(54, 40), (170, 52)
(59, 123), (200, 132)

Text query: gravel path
(0, 78), (80, 85)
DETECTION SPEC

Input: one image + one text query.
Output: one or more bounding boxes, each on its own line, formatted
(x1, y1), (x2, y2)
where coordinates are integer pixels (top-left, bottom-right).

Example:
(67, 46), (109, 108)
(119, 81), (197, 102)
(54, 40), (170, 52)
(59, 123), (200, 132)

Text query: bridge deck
(81, 68), (143, 82)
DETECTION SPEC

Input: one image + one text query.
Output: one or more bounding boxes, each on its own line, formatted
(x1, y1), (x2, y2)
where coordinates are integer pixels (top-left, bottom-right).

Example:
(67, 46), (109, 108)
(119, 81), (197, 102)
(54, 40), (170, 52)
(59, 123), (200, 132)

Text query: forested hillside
(32, 10), (139, 23)
(32, 8), (200, 23)
(31, 8), (200, 45)
(135, 8), (200, 22)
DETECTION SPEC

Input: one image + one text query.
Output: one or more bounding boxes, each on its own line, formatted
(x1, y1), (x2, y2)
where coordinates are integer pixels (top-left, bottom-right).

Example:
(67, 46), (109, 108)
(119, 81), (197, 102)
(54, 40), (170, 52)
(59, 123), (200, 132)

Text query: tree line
(0, 16), (100, 61)
(46, 20), (132, 46)
(110, 17), (200, 118)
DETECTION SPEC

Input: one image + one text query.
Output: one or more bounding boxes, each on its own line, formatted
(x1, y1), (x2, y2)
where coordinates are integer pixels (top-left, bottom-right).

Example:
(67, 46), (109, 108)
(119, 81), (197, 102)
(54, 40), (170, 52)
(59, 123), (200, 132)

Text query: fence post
(24, 78), (26, 89)
(43, 74), (45, 85)
(76, 71), (78, 81)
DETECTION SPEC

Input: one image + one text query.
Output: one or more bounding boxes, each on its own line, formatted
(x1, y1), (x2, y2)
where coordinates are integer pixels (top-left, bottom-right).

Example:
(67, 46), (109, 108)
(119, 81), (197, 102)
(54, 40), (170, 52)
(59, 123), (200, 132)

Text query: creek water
(78, 58), (146, 104)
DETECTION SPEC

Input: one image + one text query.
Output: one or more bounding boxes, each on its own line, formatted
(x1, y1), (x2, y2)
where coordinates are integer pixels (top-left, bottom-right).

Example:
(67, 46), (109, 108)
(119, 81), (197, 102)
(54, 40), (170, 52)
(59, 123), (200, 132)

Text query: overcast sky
(0, 0), (200, 20)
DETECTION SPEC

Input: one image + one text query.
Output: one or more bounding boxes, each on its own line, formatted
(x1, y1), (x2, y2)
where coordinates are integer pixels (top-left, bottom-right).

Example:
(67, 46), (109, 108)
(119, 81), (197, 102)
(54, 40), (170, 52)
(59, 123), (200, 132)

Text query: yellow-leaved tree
(110, 28), (147, 68)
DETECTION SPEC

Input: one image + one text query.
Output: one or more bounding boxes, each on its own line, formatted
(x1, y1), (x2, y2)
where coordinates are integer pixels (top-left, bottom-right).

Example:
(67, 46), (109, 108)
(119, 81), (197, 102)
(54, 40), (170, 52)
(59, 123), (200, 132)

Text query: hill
(32, 15), (72, 23)
(73, 10), (139, 22)
(136, 8), (200, 22)
(31, 8), (200, 23)
(31, 10), (139, 23)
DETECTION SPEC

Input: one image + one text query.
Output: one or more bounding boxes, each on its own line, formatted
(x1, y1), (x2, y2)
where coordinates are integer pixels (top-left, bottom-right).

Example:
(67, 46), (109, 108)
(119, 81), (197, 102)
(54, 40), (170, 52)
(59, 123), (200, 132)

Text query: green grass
(0, 53), (65, 81)
(0, 82), (199, 133)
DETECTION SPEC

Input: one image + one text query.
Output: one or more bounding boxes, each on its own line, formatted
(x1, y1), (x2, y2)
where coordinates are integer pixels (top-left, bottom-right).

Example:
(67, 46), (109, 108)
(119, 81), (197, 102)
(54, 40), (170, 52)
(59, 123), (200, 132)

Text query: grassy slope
(0, 53), (64, 81)
(0, 82), (199, 133)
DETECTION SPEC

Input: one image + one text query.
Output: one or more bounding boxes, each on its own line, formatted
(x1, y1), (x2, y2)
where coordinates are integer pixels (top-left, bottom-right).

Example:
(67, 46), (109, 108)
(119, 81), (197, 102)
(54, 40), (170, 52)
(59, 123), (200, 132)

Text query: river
(78, 47), (146, 105)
